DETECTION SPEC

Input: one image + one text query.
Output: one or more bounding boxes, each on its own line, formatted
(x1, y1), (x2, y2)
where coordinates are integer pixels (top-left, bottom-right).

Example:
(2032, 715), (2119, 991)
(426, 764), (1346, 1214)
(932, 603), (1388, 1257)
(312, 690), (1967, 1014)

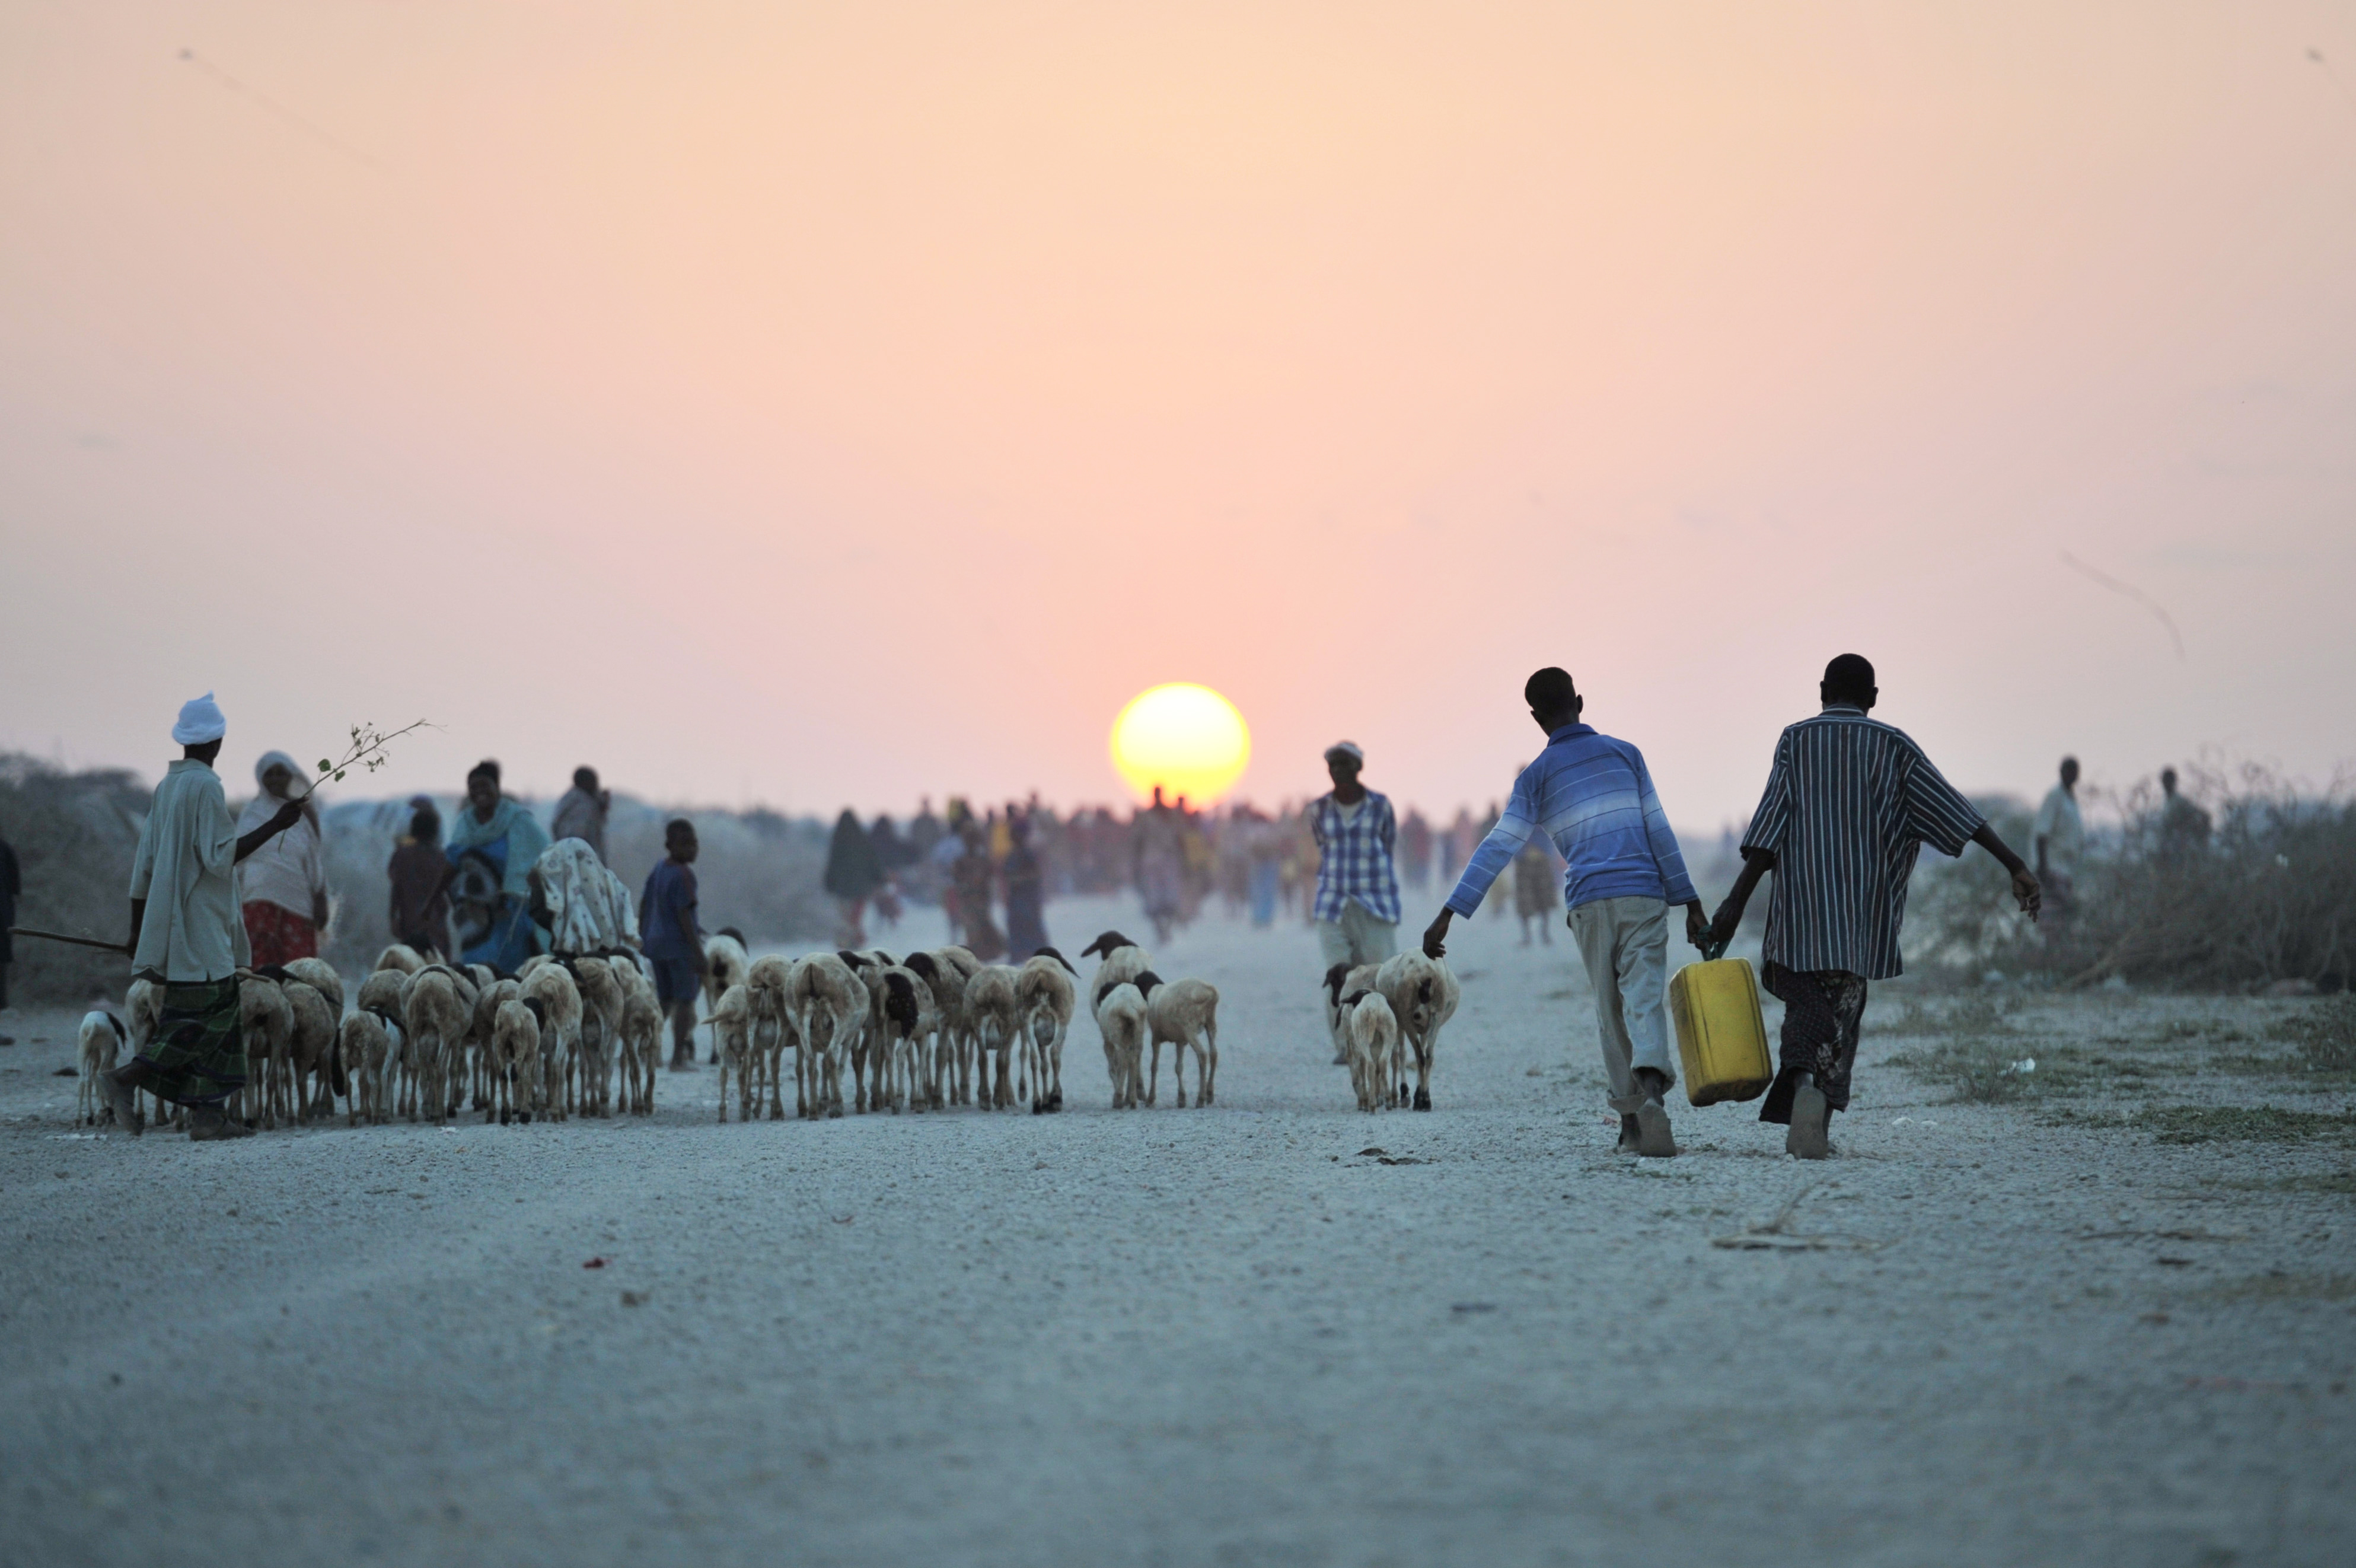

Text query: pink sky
(4, 1), (2352, 830)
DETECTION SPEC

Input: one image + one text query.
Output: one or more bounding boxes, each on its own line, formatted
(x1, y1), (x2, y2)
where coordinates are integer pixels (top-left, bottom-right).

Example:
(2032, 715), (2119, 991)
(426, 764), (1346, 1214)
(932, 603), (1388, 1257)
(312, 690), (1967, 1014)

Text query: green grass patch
(2135, 1105), (2356, 1145)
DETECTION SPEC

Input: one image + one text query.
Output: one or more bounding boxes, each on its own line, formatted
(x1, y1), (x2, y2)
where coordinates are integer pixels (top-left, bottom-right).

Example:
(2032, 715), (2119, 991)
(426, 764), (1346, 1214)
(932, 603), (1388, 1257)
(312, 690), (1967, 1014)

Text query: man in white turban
(96, 694), (307, 1140)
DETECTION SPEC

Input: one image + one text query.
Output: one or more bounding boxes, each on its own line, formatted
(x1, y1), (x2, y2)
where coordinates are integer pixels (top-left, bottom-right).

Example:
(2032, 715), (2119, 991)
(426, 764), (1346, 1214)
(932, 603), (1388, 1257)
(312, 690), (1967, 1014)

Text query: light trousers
(1567, 894), (1676, 1113)
(1316, 900), (1398, 971)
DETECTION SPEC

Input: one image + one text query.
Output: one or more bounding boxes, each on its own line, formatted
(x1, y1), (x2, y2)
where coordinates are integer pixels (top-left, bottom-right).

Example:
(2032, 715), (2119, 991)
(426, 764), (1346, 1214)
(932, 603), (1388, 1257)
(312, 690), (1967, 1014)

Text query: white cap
(1324, 740), (1364, 764)
(171, 691), (227, 745)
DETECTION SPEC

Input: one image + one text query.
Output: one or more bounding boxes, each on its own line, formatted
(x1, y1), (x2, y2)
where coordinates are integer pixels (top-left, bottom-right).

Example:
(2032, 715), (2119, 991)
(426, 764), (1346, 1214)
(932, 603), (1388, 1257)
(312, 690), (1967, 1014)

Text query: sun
(1109, 684), (1251, 807)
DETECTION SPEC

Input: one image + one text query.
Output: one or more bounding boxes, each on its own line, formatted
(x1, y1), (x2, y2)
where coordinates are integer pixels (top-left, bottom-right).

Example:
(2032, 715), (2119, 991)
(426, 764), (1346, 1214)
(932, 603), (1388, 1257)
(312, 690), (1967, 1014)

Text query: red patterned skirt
(243, 901), (319, 968)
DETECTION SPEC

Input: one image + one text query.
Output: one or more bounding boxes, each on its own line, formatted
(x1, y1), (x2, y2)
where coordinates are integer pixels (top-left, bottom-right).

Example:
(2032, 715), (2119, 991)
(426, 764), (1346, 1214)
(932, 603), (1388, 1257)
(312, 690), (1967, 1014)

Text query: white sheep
(565, 956), (624, 1117)
(122, 979), (173, 1129)
(280, 977), (340, 1123)
(744, 955), (797, 1120)
(962, 964), (1024, 1111)
(1094, 980), (1149, 1110)
(872, 964), (941, 1114)
(1139, 973), (1220, 1108)
(711, 983), (755, 1123)
(373, 942), (426, 975)
(339, 1006), (401, 1126)
(78, 1011), (128, 1125)
(1343, 989), (1399, 1113)
(1014, 947), (1079, 1113)
(282, 955), (344, 1018)
(490, 996), (546, 1124)
(902, 951), (969, 1108)
(702, 931), (751, 1063)
(605, 951), (662, 1114)
(400, 967), (474, 1125)
(521, 963), (583, 1121)
(788, 952), (866, 1120)
(237, 974), (295, 1129)
(1321, 961), (1380, 1068)
(1374, 950), (1459, 1111)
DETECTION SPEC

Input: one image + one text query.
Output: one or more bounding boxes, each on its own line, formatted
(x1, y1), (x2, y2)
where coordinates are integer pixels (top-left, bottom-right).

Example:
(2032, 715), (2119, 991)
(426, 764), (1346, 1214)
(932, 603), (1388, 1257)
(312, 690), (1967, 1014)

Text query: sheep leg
(1144, 1039), (1162, 1107)
(1201, 1022), (1217, 1106)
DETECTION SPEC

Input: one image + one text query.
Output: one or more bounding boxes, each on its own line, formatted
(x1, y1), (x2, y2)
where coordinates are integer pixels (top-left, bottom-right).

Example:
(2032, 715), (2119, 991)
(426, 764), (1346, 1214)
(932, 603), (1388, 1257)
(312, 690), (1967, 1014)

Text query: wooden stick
(8, 926), (129, 954)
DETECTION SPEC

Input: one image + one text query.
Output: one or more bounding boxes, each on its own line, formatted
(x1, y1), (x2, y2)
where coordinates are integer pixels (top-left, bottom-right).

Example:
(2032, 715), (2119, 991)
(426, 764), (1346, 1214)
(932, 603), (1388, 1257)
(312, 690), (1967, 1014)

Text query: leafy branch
(288, 719), (438, 801)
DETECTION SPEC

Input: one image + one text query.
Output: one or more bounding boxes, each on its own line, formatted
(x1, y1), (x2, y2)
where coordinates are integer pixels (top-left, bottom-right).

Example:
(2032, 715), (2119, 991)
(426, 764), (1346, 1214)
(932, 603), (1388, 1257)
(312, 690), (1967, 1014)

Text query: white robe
(128, 759), (250, 982)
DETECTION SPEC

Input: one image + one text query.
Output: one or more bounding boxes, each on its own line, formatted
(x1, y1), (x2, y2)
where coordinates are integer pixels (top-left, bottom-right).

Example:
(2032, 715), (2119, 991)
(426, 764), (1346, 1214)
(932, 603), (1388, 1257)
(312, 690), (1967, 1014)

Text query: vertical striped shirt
(1309, 791), (1401, 925)
(1740, 705), (1985, 980)
(1445, 724), (1699, 917)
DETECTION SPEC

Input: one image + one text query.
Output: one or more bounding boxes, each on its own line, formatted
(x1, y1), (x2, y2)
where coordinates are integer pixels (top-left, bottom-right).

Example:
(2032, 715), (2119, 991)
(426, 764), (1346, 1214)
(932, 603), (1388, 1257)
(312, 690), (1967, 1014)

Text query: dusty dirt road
(2, 894), (2351, 1567)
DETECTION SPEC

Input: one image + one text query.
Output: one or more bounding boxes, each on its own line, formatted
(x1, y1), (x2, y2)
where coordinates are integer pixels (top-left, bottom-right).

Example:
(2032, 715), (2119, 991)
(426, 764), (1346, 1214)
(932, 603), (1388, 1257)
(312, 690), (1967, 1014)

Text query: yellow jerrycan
(1668, 941), (1773, 1106)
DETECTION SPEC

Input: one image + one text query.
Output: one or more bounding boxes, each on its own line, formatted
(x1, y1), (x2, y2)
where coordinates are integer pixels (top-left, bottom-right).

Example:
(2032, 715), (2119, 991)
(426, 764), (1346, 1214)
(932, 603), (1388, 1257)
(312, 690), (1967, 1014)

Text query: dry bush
(1905, 763), (2355, 992)
(0, 754), (151, 1005)
(2274, 995), (2356, 1075)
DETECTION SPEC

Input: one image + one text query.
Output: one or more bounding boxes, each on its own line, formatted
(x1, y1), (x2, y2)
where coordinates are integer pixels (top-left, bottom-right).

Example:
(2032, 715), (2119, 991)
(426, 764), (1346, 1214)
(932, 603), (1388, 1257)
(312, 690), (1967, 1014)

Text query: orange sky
(4, 1), (2352, 829)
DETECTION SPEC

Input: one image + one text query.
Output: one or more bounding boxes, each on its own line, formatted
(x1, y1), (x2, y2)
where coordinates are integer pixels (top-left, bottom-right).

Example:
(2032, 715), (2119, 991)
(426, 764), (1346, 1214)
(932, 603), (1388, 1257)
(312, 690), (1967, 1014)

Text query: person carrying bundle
(1704, 655), (2041, 1158)
(1421, 668), (1707, 1157)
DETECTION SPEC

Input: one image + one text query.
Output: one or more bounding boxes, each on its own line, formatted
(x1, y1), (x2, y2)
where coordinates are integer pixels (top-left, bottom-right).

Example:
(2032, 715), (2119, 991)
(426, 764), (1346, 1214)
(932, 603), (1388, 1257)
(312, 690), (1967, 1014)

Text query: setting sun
(1109, 684), (1251, 806)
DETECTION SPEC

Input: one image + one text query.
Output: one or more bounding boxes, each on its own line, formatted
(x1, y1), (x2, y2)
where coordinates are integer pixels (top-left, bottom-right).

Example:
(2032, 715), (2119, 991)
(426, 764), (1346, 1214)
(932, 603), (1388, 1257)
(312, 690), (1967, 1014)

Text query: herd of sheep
(74, 927), (1462, 1132)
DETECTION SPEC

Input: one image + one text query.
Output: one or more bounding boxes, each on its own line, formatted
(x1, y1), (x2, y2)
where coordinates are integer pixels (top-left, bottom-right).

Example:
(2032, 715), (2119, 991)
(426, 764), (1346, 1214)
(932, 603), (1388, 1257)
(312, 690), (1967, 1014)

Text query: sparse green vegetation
(2134, 1105), (2356, 1145)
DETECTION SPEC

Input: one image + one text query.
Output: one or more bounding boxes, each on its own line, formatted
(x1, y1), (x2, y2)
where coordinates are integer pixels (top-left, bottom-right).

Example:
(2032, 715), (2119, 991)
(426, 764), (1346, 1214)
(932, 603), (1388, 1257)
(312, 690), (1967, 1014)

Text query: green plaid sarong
(136, 976), (246, 1108)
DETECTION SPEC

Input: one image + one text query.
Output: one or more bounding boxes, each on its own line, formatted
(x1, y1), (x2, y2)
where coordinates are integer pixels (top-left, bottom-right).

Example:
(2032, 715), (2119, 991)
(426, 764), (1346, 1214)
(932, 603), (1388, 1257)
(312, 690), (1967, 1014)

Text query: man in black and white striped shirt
(1707, 655), (2041, 1158)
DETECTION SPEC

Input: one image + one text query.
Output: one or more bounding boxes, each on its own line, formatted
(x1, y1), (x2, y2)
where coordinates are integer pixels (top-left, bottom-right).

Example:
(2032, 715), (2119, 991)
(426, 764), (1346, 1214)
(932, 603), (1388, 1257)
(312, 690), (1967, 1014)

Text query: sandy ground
(1, 894), (2351, 1568)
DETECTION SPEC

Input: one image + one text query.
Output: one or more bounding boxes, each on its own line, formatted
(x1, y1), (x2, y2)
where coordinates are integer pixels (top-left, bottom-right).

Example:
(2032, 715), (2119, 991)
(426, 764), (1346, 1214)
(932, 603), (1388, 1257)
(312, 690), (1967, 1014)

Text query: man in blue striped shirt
(1707, 654), (2041, 1158)
(1423, 668), (1705, 1158)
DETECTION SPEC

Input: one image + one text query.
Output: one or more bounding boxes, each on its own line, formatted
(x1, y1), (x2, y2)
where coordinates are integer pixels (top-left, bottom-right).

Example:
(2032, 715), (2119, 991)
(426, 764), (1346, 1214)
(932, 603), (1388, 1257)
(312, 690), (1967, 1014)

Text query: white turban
(171, 691), (227, 745)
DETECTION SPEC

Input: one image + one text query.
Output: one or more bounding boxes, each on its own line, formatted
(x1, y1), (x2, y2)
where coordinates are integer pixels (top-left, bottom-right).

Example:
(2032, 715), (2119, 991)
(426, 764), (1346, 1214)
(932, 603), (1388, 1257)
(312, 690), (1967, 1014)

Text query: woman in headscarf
(822, 808), (887, 947)
(236, 750), (330, 966)
(952, 815), (1006, 961)
(442, 760), (550, 970)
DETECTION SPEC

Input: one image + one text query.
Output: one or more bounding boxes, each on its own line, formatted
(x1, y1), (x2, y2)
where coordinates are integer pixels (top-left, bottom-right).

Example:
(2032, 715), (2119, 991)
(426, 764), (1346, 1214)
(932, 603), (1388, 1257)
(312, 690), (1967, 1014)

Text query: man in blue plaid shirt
(1307, 741), (1401, 975)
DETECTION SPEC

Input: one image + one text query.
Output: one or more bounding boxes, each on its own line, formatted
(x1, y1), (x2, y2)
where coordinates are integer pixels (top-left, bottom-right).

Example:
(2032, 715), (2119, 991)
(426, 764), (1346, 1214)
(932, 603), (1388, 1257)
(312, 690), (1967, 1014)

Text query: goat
(521, 963), (584, 1121)
(372, 943), (426, 975)
(338, 1006), (402, 1126)
(711, 983), (755, 1123)
(1373, 950), (1459, 1111)
(122, 979), (175, 1129)
(78, 1011), (128, 1124)
(702, 932), (751, 1063)
(1014, 947), (1078, 1113)
(491, 996), (547, 1124)
(1342, 990), (1399, 1112)
(620, 986), (663, 1114)
(1093, 979), (1149, 1109)
(1138, 973), (1220, 1108)
(788, 952), (865, 1119)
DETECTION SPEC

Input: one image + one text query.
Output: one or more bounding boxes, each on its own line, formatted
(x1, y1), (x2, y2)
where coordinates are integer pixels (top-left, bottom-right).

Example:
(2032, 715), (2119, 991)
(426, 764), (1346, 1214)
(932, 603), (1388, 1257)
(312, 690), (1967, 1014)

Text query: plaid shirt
(1308, 791), (1401, 925)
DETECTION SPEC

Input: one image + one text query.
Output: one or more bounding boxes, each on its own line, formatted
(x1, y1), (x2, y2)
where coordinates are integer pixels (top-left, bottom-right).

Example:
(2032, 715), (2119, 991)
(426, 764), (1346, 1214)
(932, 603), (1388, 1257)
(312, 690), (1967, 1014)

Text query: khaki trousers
(1567, 894), (1676, 1114)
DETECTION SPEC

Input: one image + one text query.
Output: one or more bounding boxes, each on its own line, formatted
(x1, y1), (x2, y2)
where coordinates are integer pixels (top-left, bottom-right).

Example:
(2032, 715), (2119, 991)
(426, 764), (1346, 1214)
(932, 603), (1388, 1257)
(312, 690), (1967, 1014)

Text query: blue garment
(639, 859), (702, 961)
(1445, 724), (1698, 918)
(461, 894), (538, 972)
(444, 797), (550, 900)
(1308, 791), (1401, 925)
(1248, 859), (1279, 928)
